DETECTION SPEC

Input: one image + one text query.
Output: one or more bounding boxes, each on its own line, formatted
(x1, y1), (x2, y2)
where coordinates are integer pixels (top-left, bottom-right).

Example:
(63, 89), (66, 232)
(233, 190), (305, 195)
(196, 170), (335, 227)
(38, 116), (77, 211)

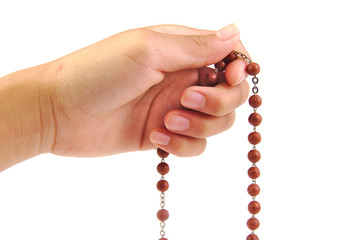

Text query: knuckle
(213, 95), (228, 116)
(196, 119), (211, 138)
(225, 112), (236, 130)
(239, 81), (250, 106)
(190, 35), (210, 53)
(127, 28), (156, 58)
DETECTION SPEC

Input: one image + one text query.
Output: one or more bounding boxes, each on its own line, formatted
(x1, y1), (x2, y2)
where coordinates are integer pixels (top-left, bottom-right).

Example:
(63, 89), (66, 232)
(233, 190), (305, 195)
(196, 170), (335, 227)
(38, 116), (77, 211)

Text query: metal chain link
(234, 51), (252, 63)
(160, 192), (165, 209)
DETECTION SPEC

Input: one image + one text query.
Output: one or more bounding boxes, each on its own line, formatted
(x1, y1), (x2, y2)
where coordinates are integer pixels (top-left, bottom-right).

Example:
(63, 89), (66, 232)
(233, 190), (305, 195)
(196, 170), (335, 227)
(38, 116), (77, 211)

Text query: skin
(0, 24), (250, 172)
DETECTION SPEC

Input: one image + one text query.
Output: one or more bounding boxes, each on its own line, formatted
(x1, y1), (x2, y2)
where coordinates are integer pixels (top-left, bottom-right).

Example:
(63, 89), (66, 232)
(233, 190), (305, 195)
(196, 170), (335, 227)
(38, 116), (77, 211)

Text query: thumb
(143, 24), (240, 72)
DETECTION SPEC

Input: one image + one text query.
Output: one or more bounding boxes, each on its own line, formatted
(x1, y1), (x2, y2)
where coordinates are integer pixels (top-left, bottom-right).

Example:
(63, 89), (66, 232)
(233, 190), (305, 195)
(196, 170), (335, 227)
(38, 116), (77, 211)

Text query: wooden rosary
(155, 50), (262, 240)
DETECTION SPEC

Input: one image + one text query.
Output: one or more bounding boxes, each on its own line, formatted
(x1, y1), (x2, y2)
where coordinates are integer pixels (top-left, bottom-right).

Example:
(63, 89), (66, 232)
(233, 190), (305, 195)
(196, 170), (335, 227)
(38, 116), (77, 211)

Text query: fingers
(149, 128), (207, 157)
(149, 80), (249, 157)
(146, 24), (215, 35)
(181, 80), (250, 117)
(140, 24), (240, 72)
(164, 110), (236, 138)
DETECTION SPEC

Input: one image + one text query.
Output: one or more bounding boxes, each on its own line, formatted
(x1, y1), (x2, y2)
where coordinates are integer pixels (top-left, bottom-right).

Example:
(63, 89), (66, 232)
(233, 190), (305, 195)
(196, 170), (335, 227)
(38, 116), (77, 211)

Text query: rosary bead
(248, 113), (262, 127)
(214, 60), (226, 71)
(248, 150), (261, 163)
(248, 201), (261, 214)
(157, 148), (169, 158)
(157, 162), (170, 175)
(157, 180), (169, 192)
(157, 209), (169, 221)
(223, 51), (237, 64)
(249, 95), (262, 108)
(248, 132), (261, 145)
(246, 62), (260, 76)
(247, 217), (260, 230)
(247, 184), (260, 196)
(248, 167), (260, 179)
(246, 233), (259, 240)
(206, 72), (218, 86)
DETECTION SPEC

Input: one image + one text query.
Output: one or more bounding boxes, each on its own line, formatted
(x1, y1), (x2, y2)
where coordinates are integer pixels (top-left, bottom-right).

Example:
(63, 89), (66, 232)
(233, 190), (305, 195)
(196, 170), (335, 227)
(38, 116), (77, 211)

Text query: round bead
(157, 209), (169, 221)
(157, 180), (169, 192)
(214, 61), (226, 71)
(248, 113), (262, 126)
(247, 217), (260, 230)
(206, 72), (217, 86)
(157, 162), (170, 175)
(248, 167), (260, 179)
(246, 62), (260, 76)
(246, 233), (259, 240)
(248, 150), (261, 163)
(157, 148), (169, 158)
(247, 184), (260, 196)
(249, 95), (262, 108)
(248, 201), (261, 214)
(248, 132), (261, 145)
(223, 51), (237, 64)
(159, 238), (168, 240)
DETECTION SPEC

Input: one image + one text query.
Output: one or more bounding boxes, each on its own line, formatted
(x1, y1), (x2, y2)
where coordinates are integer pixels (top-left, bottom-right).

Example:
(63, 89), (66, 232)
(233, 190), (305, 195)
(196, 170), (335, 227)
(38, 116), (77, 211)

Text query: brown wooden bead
(249, 95), (262, 108)
(248, 201), (261, 214)
(248, 167), (260, 179)
(157, 148), (169, 158)
(157, 209), (169, 221)
(248, 132), (261, 145)
(157, 162), (170, 175)
(206, 72), (218, 86)
(215, 60), (226, 71)
(246, 62), (260, 76)
(223, 51), (237, 64)
(247, 217), (260, 230)
(248, 150), (261, 163)
(247, 184), (260, 196)
(249, 113), (262, 127)
(246, 233), (259, 240)
(157, 180), (169, 192)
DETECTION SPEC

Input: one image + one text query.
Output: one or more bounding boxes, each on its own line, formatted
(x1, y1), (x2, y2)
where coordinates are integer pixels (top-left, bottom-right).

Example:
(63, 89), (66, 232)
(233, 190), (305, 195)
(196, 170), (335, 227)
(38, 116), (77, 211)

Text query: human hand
(44, 24), (250, 157)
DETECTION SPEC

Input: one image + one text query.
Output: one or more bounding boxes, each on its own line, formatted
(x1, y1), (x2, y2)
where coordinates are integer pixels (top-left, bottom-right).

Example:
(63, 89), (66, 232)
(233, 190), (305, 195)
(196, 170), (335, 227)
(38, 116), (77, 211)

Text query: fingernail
(150, 131), (170, 146)
(181, 91), (205, 109)
(166, 114), (190, 131)
(216, 23), (239, 41)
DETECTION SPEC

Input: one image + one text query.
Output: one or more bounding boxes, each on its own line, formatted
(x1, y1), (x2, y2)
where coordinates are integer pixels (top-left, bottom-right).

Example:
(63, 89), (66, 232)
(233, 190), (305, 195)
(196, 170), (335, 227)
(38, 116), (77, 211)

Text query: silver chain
(160, 221), (166, 237)
(234, 51), (252, 63)
(160, 192), (165, 209)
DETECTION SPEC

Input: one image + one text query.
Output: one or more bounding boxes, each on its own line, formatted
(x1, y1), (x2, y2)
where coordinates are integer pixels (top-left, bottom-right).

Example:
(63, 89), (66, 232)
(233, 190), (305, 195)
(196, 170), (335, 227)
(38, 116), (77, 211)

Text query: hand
(44, 24), (250, 157)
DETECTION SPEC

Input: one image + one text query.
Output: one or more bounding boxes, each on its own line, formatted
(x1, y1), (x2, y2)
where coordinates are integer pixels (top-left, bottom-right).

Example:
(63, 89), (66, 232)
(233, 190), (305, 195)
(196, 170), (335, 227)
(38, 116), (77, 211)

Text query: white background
(1, 0), (359, 239)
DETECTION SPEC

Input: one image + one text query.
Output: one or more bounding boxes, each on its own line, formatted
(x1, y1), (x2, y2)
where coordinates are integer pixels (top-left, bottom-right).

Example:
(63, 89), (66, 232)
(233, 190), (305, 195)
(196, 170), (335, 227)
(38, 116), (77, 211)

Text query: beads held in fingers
(157, 148), (169, 158)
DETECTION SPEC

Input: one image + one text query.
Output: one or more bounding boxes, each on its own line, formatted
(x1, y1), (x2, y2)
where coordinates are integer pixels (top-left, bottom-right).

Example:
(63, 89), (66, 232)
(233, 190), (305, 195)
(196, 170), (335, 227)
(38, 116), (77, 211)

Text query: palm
(51, 66), (200, 157)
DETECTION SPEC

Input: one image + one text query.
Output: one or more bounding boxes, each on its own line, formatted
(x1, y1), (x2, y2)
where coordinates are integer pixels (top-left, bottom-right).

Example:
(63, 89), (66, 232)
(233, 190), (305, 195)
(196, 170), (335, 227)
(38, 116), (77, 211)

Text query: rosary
(155, 50), (261, 240)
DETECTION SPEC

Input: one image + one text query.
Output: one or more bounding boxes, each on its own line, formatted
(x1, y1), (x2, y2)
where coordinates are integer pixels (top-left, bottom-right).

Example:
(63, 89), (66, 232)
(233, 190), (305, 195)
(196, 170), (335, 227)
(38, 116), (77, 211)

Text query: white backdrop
(1, 0), (359, 239)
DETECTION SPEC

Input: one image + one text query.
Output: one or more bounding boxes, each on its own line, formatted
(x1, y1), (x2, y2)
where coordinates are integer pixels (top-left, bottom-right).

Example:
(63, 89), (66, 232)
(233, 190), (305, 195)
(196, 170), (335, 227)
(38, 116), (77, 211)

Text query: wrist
(0, 64), (55, 171)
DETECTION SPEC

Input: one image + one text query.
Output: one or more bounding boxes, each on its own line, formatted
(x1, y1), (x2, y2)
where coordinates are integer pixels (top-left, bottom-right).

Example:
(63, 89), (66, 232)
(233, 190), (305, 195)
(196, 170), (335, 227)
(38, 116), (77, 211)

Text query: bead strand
(245, 61), (261, 240)
(156, 148), (170, 240)
(206, 50), (238, 86)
